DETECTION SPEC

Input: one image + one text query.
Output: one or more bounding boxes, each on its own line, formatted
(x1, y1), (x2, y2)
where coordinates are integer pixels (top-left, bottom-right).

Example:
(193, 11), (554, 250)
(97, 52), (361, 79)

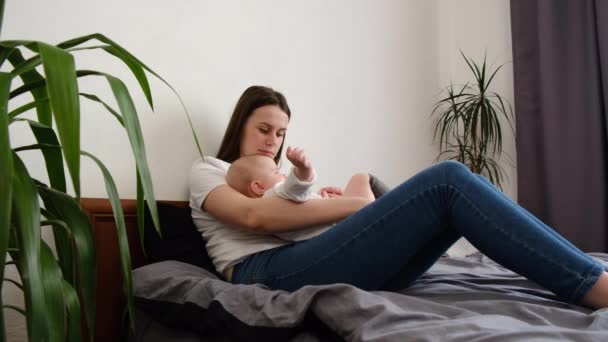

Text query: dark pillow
(142, 201), (222, 278)
(369, 173), (390, 199)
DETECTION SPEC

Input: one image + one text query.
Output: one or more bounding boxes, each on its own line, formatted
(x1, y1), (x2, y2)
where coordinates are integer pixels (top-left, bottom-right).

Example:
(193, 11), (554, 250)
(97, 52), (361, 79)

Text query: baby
(226, 146), (376, 241)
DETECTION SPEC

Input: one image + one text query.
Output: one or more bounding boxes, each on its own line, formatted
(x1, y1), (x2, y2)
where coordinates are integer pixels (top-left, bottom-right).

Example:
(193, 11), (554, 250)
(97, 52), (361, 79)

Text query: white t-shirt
(189, 156), (289, 273)
(265, 168), (333, 241)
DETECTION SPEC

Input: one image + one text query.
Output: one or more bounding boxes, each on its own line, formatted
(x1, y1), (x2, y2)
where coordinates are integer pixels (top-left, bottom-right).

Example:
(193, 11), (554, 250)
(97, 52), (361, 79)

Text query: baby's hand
(286, 146), (314, 181)
(286, 146), (312, 169)
(318, 186), (343, 198)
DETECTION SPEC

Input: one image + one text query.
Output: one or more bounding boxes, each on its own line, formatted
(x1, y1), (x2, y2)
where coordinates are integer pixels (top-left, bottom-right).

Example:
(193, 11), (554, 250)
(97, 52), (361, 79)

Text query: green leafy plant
(432, 51), (515, 189)
(0, 1), (202, 340)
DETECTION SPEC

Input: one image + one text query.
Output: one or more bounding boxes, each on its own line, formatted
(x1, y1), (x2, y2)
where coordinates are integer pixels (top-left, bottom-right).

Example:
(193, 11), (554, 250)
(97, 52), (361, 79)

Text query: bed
(82, 198), (608, 342)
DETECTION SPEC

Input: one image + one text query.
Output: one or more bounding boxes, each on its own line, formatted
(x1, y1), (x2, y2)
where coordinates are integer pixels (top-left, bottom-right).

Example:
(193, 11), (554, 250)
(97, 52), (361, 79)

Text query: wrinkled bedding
(130, 253), (608, 341)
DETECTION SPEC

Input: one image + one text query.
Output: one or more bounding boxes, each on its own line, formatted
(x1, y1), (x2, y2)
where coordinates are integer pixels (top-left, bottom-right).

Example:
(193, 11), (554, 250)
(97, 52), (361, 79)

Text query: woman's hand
(319, 186), (343, 198)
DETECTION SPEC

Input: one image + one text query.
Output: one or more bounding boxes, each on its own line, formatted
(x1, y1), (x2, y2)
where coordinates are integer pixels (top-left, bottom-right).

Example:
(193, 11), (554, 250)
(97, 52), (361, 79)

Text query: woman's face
(240, 105), (289, 159)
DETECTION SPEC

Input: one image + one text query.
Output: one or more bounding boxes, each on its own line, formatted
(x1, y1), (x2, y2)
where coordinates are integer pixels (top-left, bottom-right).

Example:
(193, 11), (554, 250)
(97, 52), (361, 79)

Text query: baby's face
(256, 157), (287, 190)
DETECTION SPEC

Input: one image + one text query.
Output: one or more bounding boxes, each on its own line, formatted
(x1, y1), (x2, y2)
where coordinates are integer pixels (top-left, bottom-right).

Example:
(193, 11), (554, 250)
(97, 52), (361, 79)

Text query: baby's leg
(344, 173), (375, 201)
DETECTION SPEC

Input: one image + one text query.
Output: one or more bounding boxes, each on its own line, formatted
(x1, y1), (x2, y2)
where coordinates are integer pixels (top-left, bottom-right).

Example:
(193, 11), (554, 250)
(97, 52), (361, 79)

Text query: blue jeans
(232, 161), (604, 304)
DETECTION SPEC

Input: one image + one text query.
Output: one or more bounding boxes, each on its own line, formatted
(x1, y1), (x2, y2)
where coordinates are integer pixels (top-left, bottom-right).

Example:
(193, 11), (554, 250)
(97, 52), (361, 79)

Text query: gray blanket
(131, 253), (608, 341)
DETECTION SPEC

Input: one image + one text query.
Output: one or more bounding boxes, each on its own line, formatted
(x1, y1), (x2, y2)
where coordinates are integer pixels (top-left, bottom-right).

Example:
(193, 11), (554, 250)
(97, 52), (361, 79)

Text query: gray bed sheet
(130, 253), (608, 341)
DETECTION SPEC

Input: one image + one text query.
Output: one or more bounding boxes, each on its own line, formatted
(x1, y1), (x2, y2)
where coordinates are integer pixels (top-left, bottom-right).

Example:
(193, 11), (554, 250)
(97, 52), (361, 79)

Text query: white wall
(5, 0), (443, 201)
(2, 0), (514, 340)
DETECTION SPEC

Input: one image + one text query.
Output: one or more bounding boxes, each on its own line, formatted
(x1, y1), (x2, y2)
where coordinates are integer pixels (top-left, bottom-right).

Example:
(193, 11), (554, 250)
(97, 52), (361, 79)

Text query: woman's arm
(203, 184), (370, 234)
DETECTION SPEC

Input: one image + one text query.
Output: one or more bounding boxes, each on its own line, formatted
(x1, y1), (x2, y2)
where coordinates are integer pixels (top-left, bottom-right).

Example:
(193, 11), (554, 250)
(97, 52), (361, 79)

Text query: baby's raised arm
(286, 146), (314, 182)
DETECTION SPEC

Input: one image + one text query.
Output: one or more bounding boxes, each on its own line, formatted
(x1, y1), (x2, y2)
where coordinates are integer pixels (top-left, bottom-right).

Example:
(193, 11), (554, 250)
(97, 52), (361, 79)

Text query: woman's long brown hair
(216, 86), (291, 164)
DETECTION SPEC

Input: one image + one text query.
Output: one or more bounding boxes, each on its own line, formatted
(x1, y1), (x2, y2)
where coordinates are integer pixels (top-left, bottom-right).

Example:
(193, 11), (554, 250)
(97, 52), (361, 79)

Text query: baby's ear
(250, 180), (266, 196)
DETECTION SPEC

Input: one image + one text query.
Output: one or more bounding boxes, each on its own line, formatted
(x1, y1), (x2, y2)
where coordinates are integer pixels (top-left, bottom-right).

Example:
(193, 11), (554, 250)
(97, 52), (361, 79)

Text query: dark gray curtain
(511, 0), (608, 252)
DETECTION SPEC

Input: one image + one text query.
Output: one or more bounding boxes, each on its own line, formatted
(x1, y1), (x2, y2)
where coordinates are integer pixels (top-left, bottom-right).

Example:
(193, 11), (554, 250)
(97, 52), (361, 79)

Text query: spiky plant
(432, 51), (515, 189)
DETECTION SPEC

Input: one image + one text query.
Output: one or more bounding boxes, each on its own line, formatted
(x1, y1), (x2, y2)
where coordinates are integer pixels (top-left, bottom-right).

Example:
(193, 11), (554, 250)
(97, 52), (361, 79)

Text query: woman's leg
(381, 172), (602, 291)
(469, 174), (608, 309)
(232, 161), (605, 306)
(473, 174), (597, 262)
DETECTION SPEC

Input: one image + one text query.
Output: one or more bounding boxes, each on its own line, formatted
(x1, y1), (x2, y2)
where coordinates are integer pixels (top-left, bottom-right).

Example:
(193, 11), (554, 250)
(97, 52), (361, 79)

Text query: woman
(189, 85), (608, 309)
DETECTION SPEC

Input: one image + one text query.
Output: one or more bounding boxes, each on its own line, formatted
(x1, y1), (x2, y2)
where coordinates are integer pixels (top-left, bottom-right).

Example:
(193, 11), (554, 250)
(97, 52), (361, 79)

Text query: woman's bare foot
(582, 271), (608, 310)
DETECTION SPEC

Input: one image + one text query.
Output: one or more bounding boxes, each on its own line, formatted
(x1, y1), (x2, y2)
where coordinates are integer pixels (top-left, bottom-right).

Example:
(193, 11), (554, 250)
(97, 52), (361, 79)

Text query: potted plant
(0, 1), (202, 340)
(432, 51), (515, 190)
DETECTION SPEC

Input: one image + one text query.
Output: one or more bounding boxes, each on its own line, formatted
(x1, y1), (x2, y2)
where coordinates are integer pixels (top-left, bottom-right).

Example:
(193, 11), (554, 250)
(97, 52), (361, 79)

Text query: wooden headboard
(80, 198), (189, 341)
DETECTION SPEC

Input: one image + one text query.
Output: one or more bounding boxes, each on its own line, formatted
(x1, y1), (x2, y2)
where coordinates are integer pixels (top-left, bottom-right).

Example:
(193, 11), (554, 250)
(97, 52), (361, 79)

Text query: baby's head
(226, 155), (286, 197)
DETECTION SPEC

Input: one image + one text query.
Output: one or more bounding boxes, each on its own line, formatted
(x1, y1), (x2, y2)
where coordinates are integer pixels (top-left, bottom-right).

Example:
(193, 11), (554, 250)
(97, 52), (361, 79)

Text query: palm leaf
(8, 48), (40, 79)
(35, 182), (96, 338)
(40, 241), (66, 342)
(460, 51), (482, 88)
(12, 143), (60, 153)
(489, 93), (515, 135)
(39, 213), (75, 290)
(38, 42), (81, 198)
(12, 123), (75, 288)
(485, 63), (504, 91)
(479, 98), (490, 154)
(7, 47), (52, 126)
(484, 101), (500, 155)
(81, 150), (136, 332)
(0, 46), (12, 67)
(136, 171), (149, 255)
(11, 118), (67, 192)
(7, 99), (45, 121)
(104, 73), (160, 234)
(79, 93), (124, 126)
(9, 70), (102, 100)
(62, 280), (82, 342)
(432, 83), (473, 151)
(10, 154), (48, 341)
(479, 51), (487, 93)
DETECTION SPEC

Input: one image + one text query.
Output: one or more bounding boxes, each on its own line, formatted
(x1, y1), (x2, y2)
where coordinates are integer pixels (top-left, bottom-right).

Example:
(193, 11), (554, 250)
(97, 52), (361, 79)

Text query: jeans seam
(252, 184), (447, 283)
